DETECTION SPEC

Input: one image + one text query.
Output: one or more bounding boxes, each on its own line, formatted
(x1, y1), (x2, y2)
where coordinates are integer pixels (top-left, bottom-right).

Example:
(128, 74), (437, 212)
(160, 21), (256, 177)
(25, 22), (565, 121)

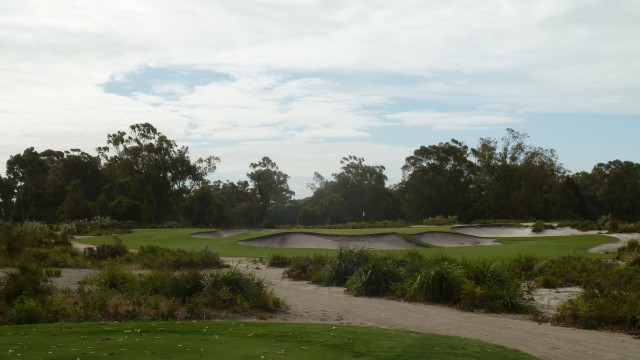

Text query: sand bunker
(453, 226), (599, 238)
(414, 232), (500, 247)
(588, 233), (640, 253)
(239, 232), (422, 250)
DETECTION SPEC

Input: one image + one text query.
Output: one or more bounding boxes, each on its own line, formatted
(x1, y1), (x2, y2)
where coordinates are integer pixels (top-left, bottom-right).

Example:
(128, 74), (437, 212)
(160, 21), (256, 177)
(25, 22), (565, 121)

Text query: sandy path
(229, 258), (640, 360)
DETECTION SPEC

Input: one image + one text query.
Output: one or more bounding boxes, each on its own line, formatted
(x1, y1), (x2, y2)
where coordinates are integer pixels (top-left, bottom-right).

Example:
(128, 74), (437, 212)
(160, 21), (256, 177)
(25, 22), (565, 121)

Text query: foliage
(422, 215), (459, 226)
(247, 156), (294, 224)
(128, 245), (225, 270)
(345, 254), (401, 296)
(406, 260), (464, 304)
(321, 247), (370, 286)
(201, 267), (285, 312)
(84, 237), (129, 261)
(554, 265), (640, 334)
(283, 254), (329, 282)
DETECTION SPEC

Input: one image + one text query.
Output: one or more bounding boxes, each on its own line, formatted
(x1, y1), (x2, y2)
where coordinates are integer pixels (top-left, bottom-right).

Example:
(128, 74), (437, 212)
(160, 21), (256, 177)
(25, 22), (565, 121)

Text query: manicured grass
(0, 321), (538, 360)
(77, 228), (618, 259)
(79, 227), (452, 258)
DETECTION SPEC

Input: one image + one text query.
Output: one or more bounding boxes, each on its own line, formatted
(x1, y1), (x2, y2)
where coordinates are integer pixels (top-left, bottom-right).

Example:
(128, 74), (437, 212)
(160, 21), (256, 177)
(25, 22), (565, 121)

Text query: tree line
(0, 124), (639, 227)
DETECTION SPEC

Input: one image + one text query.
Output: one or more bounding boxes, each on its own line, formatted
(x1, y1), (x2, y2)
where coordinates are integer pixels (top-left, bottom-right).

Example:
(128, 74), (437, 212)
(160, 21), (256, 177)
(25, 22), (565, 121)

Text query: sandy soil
(414, 231), (500, 247)
(453, 226), (600, 238)
(529, 287), (583, 317)
(226, 258), (640, 360)
(239, 232), (421, 250)
(589, 233), (640, 254)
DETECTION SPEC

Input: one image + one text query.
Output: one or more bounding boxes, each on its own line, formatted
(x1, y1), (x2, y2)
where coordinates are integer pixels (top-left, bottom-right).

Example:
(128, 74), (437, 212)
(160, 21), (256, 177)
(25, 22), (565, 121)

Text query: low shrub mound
(0, 265), (285, 324)
(279, 251), (529, 314)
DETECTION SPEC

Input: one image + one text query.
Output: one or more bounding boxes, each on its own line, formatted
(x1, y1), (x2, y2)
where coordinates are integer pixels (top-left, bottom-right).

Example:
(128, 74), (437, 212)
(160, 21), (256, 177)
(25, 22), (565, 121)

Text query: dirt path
(229, 258), (640, 360)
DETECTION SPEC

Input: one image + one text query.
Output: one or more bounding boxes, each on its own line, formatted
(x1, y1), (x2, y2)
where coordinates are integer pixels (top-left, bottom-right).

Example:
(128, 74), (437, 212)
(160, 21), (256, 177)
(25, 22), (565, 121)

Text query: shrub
(0, 264), (54, 303)
(407, 261), (464, 304)
(8, 296), (46, 324)
(201, 267), (285, 312)
(131, 245), (225, 270)
(94, 266), (137, 292)
(268, 253), (292, 268)
(346, 254), (401, 297)
(422, 215), (459, 226)
(322, 247), (370, 286)
(460, 259), (526, 313)
(85, 237), (128, 261)
(283, 254), (328, 282)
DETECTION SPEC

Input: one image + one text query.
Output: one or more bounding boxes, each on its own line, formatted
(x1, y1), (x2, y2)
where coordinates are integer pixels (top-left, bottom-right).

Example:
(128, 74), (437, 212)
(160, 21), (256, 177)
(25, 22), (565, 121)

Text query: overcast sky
(1, 0), (639, 197)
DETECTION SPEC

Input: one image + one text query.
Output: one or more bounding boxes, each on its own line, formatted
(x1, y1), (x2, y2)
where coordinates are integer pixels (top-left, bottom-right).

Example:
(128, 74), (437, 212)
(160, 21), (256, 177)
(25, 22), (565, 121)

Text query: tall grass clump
(202, 267), (285, 312)
(407, 260), (464, 304)
(283, 254), (329, 282)
(345, 254), (401, 296)
(128, 245), (225, 270)
(268, 253), (292, 268)
(322, 247), (370, 286)
(460, 258), (527, 313)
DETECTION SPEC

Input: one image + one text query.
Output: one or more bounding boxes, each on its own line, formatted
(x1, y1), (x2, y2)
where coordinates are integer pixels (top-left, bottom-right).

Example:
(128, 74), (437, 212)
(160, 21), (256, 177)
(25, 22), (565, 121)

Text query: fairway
(77, 227), (619, 259)
(0, 321), (538, 360)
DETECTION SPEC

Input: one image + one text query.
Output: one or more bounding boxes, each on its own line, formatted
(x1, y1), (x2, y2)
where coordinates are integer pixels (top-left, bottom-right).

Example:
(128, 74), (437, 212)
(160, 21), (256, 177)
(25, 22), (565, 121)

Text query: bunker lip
(192, 229), (277, 238)
(414, 231), (500, 247)
(238, 232), (422, 250)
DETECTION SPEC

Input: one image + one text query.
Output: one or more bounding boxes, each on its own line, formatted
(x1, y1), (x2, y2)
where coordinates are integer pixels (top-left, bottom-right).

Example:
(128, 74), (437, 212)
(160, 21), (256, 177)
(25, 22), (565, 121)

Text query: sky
(1, 0), (639, 198)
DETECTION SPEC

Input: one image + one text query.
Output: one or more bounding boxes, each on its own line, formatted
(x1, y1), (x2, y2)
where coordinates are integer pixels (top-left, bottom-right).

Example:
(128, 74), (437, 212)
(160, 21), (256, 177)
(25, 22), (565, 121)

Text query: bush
(0, 264), (54, 303)
(268, 253), (292, 268)
(345, 254), (401, 297)
(85, 237), (128, 261)
(407, 261), (464, 304)
(8, 297), (46, 324)
(131, 245), (225, 270)
(201, 267), (285, 312)
(322, 247), (370, 286)
(460, 259), (526, 313)
(283, 254), (328, 282)
(422, 215), (459, 226)
(94, 266), (137, 292)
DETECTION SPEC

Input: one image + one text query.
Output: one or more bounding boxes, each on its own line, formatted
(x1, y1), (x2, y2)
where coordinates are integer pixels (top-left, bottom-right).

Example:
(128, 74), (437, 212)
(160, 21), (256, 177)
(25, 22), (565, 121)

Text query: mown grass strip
(0, 321), (538, 360)
(77, 228), (617, 259)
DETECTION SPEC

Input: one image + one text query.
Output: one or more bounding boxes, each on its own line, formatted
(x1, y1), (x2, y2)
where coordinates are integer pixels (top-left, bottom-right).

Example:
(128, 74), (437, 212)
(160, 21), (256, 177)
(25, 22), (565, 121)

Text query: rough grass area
(77, 228), (617, 260)
(0, 321), (538, 360)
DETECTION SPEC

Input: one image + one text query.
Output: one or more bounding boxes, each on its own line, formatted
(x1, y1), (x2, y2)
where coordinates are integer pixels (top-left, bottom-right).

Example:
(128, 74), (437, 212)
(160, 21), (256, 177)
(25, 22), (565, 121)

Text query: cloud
(385, 111), (522, 130)
(1, 0), (640, 188)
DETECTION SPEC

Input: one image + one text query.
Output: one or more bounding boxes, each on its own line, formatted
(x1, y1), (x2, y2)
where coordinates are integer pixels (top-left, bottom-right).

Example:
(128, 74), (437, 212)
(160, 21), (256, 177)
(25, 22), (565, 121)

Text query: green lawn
(0, 321), (538, 360)
(78, 228), (618, 259)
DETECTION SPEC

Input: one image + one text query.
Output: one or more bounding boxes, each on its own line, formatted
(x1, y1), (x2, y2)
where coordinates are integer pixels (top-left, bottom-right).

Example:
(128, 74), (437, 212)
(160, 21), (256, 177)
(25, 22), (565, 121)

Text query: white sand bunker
(589, 233), (640, 253)
(239, 232), (422, 250)
(414, 232), (500, 247)
(453, 226), (599, 238)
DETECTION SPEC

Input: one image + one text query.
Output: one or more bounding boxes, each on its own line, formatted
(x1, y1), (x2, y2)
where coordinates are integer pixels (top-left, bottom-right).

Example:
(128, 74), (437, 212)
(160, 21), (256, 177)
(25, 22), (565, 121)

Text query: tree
(97, 123), (219, 224)
(470, 129), (566, 220)
(182, 184), (226, 226)
(58, 180), (93, 221)
(0, 176), (14, 221)
(5, 148), (62, 222)
(332, 155), (389, 222)
(400, 140), (476, 222)
(590, 160), (640, 221)
(247, 156), (294, 223)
